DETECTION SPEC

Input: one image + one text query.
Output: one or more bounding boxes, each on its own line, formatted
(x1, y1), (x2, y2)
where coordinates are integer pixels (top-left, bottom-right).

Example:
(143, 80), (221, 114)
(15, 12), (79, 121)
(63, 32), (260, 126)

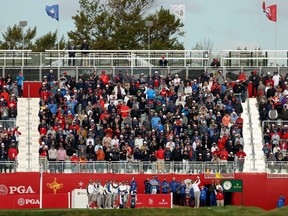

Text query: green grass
(0, 206), (287, 216)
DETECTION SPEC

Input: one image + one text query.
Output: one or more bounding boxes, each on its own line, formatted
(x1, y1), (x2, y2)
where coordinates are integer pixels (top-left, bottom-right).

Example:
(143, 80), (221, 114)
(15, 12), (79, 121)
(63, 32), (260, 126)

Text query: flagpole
(274, 22), (277, 50)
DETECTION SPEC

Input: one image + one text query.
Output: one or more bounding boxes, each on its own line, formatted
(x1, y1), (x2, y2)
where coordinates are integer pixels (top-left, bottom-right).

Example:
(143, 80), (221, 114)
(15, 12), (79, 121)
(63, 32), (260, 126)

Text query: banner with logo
(223, 179), (243, 192)
(0, 194), (68, 209)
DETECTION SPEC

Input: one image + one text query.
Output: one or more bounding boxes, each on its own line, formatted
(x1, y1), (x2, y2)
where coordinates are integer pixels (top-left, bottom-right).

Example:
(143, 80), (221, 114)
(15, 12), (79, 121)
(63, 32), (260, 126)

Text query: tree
(146, 7), (184, 50)
(0, 24), (36, 49)
(32, 31), (66, 52)
(68, 0), (184, 50)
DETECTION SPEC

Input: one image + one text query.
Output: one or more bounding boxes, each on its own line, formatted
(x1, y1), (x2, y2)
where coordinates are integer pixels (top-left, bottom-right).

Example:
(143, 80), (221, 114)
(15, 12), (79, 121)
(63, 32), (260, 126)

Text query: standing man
(209, 180), (217, 207)
(236, 148), (247, 172)
(86, 179), (94, 209)
(81, 39), (89, 66)
(169, 177), (178, 205)
(96, 181), (104, 209)
(159, 55), (168, 67)
(0, 143), (8, 173)
(103, 180), (113, 209)
(162, 178), (170, 194)
(111, 180), (119, 208)
(68, 40), (76, 66)
(8, 143), (18, 172)
(16, 72), (24, 97)
(192, 176), (201, 208)
(277, 194), (285, 208)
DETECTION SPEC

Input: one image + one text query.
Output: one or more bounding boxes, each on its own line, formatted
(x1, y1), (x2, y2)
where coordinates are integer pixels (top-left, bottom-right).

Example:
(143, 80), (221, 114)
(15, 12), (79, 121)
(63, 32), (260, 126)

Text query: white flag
(170, 4), (185, 22)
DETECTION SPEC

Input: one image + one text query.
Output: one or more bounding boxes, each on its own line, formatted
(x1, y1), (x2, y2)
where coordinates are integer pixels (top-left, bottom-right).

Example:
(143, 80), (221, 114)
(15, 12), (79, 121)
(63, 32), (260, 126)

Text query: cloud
(58, 1), (80, 20)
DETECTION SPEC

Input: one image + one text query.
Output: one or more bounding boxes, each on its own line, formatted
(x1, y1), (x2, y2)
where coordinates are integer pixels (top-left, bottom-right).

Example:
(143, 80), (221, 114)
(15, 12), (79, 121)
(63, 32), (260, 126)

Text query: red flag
(262, 2), (277, 22)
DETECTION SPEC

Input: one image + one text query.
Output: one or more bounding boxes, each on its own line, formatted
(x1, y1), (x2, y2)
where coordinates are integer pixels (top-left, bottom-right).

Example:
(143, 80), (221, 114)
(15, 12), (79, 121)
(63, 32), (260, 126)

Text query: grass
(0, 206), (287, 216)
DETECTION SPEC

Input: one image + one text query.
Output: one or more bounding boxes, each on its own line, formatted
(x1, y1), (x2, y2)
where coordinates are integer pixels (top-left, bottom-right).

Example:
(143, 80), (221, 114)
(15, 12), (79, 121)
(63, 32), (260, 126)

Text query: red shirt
(236, 151), (246, 160)
(220, 150), (228, 161)
(156, 149), (165, 159)
(8, 148), (18, 160)
(216, 191), (224, 200)
(100, 74), (109, 85)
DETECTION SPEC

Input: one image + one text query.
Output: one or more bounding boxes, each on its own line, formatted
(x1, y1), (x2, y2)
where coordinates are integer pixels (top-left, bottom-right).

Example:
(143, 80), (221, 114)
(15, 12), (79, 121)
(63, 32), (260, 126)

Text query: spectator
(81, 39), (90, 66)
(210, 58), (220, 68)
(277, 194), (285, 208)
(0, 143), (8, 173)
(16, 72), (24, 97)
(159, 55), (168, 67)
(68, 40), (76, 66)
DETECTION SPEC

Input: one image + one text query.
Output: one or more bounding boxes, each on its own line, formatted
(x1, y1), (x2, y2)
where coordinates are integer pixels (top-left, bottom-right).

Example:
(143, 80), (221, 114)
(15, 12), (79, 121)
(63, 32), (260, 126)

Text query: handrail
(247, 94), (256, 171)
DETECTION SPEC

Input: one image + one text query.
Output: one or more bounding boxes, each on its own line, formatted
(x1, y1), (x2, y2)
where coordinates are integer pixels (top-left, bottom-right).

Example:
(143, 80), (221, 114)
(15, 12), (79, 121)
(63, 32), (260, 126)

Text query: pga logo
(17, 198), (40, 206)
(0, 184), (35, 195)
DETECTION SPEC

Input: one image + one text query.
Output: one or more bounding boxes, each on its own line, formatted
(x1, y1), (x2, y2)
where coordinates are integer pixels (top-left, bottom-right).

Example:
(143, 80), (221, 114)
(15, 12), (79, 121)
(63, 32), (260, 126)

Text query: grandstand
(1, 49), (287, 175)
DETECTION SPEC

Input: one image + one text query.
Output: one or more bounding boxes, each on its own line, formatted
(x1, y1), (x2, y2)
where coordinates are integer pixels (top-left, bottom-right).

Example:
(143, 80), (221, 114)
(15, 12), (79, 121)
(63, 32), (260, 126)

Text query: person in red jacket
(236, 148), (246, 172)
(156, 146), (165, 172)
(8, 143), (18, 172)
(100, 70), (109, 86)
(216, 187), (224, 207)
(220, 147), (229, 173)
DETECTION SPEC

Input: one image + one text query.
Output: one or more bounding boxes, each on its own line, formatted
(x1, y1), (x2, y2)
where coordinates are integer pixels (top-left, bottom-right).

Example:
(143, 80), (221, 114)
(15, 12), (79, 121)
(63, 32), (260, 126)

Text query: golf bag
(119, 192), (126, 208)
(130, 190), (137, 208)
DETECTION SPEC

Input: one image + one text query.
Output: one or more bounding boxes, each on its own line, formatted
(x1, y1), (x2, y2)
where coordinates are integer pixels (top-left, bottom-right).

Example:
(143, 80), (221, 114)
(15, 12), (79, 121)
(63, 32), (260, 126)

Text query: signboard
(222, 179), (243, 192)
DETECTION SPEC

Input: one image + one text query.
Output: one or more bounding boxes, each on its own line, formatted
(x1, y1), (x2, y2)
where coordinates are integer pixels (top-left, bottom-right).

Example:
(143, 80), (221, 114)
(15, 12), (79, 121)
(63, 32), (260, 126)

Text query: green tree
(32, 31), (66, 52)
(0, 24), (36, 49)
(68, 0), (184, 50)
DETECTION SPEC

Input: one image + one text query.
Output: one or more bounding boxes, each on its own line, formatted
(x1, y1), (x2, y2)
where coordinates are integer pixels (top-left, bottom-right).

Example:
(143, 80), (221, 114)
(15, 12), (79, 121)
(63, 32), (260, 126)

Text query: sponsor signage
(223, 179), (243, 192)
(0, 184), (35, 195)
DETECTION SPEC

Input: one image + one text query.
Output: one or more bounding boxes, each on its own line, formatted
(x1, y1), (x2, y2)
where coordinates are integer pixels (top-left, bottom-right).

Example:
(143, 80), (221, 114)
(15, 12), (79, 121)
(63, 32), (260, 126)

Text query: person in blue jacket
(177, 180), (187, 206)
(277, 194), (285, 208)
(130, 177), (137, 192)
(169, 177), (178, 205)
(209, 180), (217, 207)
(162, 178), (170, 194)
(200, 186), (208, 206)
(189, 183), (195, 207)
(16, 72), (24, 97)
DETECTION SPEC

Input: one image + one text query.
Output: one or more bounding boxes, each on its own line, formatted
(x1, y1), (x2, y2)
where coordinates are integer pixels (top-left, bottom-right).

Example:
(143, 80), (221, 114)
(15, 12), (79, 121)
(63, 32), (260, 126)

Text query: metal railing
(0, 120), (17, 131)
(267, 161), (288, 178)
(0, 161), (17, 173)
(1, 49), (288, 67)
(38, 158), (240, 175)
(262, 120), (288, 132)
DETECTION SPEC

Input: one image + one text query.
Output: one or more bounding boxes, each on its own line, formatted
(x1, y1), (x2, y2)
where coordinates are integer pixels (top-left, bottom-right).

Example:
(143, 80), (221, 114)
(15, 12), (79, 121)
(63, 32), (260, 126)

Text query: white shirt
(119, 185), (127, 194)
(192, 179), (201, 192)
(87, 183), (94, 194)
(111, 183), (119, 194)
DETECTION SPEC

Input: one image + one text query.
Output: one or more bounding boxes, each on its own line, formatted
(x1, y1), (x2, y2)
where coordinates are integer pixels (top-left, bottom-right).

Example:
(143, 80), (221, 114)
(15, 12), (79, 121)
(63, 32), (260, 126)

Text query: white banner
(170, 4), (185, 22)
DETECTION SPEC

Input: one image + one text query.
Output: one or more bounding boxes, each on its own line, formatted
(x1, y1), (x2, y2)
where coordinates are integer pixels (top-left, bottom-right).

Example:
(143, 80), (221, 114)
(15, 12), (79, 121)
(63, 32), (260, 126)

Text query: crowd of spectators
(0, 73), (21, 173)
(257, 71), (288, 172)
(37, 68), (247, 173)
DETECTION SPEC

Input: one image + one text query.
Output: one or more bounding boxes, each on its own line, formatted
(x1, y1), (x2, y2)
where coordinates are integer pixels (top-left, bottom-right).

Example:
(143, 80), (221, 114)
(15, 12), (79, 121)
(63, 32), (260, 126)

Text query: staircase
(16, 98), (40, 172)
(242, 98), (266, 172)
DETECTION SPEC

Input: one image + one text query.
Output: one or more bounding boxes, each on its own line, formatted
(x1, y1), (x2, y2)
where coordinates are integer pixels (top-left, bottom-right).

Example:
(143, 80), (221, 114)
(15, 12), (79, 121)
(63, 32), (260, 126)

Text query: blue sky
(0, 0), (288, 51)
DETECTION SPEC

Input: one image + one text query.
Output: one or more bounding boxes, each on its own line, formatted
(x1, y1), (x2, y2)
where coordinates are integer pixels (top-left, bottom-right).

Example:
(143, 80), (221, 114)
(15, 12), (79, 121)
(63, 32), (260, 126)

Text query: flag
(262, 2), (277, 22)
(46, 5), (59, 21)
(215, 172), (222, 179)
(170, 4), (185, 22)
